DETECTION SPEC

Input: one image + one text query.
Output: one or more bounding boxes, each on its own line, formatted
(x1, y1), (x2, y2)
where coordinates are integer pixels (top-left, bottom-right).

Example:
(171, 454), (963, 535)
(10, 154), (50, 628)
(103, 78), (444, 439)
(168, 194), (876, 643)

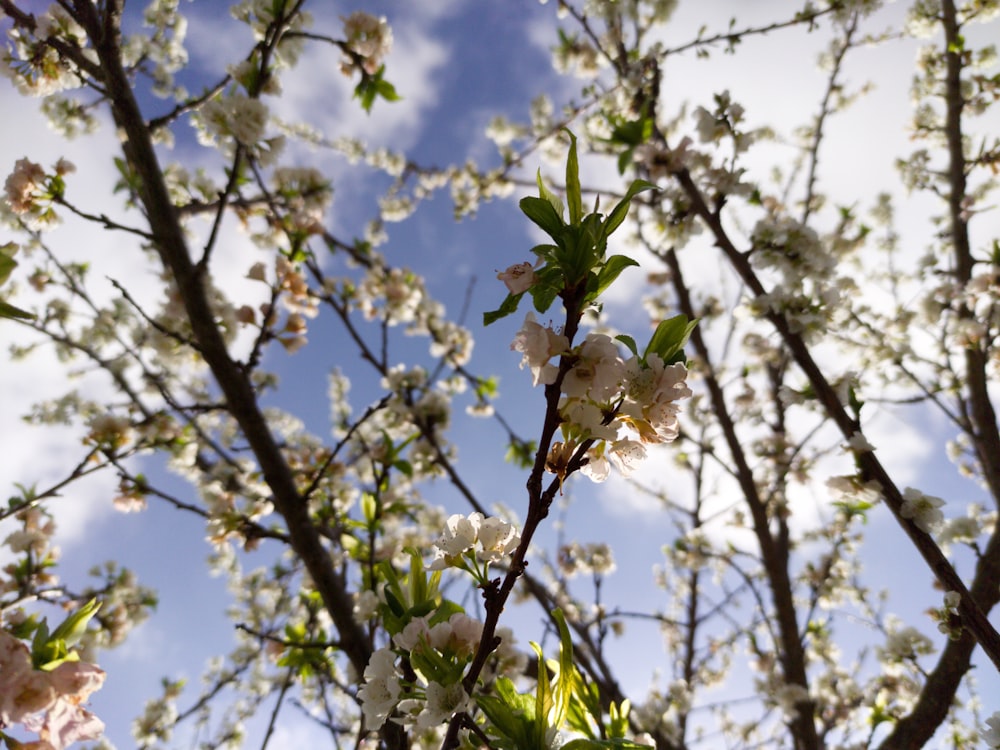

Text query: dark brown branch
(666, 151), (1000, 671)
(76, 1), (375, 682)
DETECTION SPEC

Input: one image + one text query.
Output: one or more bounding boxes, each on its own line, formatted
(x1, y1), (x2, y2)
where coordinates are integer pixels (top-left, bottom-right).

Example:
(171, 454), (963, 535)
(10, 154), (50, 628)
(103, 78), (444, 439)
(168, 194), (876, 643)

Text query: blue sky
(2, 1), (999, 747)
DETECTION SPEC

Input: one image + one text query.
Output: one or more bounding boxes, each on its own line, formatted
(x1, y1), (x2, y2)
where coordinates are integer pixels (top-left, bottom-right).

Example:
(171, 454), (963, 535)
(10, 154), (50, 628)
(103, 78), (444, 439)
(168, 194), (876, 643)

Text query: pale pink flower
(560, 398), (618, 441)
(497, 261), (537, 294)
(442, 614), (484, 657)
(246, 262), (267, 282)
(27, 698), (104, 750)
(4, 158), (47, 214)
(47, 662), (104, 703)
(621, 356), (691, 443)
(1, 671), (55, 726)
(341, 12), (393, 75)
(0, 633), (105, 749)
(562, 334), (626, 403)
(607, 439), (646, 477)
(511, 313), (568, 387)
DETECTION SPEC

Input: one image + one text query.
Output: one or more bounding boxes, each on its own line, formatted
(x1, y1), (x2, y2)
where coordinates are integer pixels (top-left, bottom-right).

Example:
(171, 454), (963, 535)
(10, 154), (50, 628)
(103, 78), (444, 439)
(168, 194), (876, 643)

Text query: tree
(0, 1), (998, 749)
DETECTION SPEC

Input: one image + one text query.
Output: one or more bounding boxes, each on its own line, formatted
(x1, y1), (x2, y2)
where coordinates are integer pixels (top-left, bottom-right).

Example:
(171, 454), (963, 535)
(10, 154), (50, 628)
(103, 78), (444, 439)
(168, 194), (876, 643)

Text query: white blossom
(983, 711), (1000, 749)
(900, 487), (945, 533)
(511, 313), (569, 387)
(357, 648), (401, 729)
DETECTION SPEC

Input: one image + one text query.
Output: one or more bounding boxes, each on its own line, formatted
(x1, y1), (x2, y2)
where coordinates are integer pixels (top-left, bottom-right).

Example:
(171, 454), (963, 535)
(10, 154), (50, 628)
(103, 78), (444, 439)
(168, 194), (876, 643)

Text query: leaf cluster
(485, 133), (656, 326)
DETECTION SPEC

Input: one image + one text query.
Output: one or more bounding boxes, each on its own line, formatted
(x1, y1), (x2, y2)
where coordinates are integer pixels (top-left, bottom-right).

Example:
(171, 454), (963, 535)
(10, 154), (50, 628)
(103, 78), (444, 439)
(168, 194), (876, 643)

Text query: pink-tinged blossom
(25, 697), (105, 750)
(341, 12), (393, 75)
(0, 632), (105, 749)
(511, 313), (568, 387)
(497, 262), (537, 294)
(46, 662), (104, 703)
(562, 334), (626, 403)
(560, 398), (618, 442)
(607, 439), (646, 477)
(4, 158), (47, 214)
(0, 631), (54, 726)
(620, 355), (692, 444)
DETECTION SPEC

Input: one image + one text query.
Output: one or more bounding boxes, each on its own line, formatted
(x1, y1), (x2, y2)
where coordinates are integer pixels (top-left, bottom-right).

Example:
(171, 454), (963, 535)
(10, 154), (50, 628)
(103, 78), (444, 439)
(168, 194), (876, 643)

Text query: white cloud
(0, 102), (152, 549)
(269, 14), (450, 151)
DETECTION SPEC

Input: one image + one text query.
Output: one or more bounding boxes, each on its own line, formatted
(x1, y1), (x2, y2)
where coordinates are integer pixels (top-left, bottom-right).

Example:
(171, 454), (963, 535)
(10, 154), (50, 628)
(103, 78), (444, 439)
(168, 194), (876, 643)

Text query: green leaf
(0, 253), (16, 287)
(552, 609), (575, 729)
(484, 291), (524, 326)
(383, 586), (406, 618)
(529, 281), (560, 315)
(353, 66), (401, 113)
(602, 179), (657, 241)
(409, 641), (464, 685)
(532, 641), (554, 750)
(112, 156), (141, 194)
(607, 699), (630, 738)
(565, 131), (583, 225)
(407, 549), (427, 604)
(833, 498), (873, 523)
(375, 76), (400, 103)
(607, 111), (654, 175)
(361, 492), (377, 524)
(0, 300), (34, 321)
(530, 243), (560, 264)
(591, 254), (639, 300)
(49, 598), (101, 649)
(536, 169), (565, 222)
(616, 149), (634, 176)
(476, 680), (535, 749)
(505, 438), (537, 469)
(609, 110), (654, 147)
(520, 195), (564, 239)
(643, 314), (698, 365)
(427, 598), (464, 625)
(614, 334), (638, 357)
(562, 740), (653, 750)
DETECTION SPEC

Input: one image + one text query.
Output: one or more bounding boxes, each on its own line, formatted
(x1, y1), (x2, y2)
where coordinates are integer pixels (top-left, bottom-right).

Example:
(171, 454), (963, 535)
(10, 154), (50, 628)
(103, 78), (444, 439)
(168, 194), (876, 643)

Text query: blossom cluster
(0, 630), (105, 749)
(358, 612), (516, 733)
(0, 5), (86, 97)
(510, 312), (692, 482)
(197, 94), (272, 153)
(3, 157), (74, 229)
(340, 12), (393, 76)
(746, 215), (841, 336)
(427, 512), (520, 571)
